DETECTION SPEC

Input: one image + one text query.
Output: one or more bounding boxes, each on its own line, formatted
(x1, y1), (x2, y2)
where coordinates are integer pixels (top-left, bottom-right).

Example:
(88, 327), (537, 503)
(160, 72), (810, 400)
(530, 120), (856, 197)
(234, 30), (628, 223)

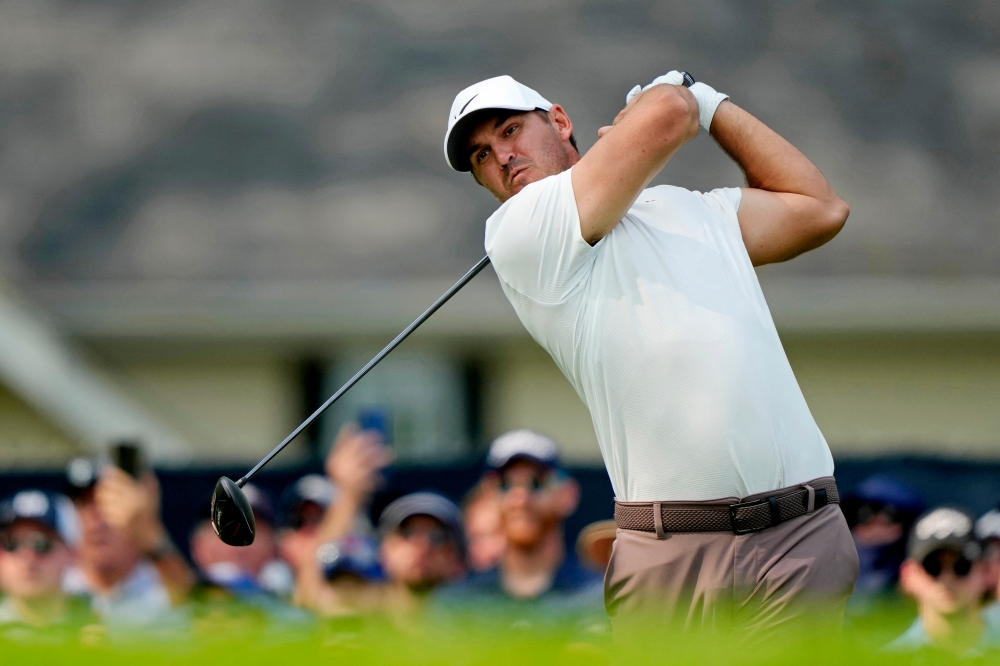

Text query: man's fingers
(598, 125), (613, 138)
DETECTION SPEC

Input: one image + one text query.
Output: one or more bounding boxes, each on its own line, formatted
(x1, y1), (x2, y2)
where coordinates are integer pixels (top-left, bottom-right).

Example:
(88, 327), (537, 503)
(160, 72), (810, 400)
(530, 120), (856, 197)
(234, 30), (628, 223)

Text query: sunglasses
(0, 533), (55, 555)
(922, 552), (974, 578)
(498, 470), (562, 494)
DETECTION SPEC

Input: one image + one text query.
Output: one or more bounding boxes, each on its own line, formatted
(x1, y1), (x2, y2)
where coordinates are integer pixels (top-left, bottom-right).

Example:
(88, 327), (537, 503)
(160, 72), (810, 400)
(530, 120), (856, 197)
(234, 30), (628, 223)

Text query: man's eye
(505, 124), (517, 136)
(477, 150), (489, 163)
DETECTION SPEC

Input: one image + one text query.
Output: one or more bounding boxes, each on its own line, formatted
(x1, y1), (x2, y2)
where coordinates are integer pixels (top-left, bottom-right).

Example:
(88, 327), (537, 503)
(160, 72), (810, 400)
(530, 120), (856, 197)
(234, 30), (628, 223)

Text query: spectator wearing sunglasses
(437, 430), (605, 631)
(0, 490), (91, 632)
(887, 507), (995, 655)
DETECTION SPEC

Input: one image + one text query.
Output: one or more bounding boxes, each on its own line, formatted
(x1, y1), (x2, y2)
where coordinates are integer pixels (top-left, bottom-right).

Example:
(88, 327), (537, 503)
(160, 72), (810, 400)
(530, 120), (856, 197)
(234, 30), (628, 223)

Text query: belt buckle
(729, 498), (768, 535)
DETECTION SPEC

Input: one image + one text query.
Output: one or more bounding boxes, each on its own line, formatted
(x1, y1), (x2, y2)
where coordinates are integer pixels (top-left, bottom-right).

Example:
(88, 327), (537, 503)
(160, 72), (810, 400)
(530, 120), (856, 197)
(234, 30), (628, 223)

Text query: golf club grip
(237, 255), (493, 486)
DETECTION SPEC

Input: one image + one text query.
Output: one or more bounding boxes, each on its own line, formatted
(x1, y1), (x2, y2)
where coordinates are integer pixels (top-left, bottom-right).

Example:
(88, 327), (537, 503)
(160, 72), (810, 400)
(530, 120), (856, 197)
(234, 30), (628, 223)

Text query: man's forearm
(709, 101), (834, 200)
(707, 100), (849, 265)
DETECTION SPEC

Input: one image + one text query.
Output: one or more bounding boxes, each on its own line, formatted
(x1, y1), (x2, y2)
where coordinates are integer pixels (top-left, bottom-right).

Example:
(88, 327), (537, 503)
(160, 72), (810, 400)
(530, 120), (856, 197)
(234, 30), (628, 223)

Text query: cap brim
(492, 452), (558, 471)
(909, 537), (978, 564)
(445, 105), (538, 172)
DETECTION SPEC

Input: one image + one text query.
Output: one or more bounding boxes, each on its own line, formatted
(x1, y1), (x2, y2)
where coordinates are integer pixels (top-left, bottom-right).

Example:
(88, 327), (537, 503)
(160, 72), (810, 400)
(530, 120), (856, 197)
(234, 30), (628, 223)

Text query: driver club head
(211, 476), (256, 546)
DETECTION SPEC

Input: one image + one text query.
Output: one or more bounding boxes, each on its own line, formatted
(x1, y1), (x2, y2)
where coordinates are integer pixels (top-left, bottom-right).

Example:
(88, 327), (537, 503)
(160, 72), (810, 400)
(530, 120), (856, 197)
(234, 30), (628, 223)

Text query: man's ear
(547, 105), (574, 144)
(553, 477), (580, 519)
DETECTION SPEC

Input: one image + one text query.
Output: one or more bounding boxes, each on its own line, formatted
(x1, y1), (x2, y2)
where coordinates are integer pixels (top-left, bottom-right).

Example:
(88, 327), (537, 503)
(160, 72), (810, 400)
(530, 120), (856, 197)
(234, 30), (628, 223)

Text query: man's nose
(496, 147), (517, 169)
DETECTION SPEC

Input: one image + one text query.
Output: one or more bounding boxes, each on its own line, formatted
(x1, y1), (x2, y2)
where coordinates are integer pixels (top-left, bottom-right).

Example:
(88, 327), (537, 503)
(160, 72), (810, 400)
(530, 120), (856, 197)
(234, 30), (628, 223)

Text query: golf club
(211, 255), (492, 546)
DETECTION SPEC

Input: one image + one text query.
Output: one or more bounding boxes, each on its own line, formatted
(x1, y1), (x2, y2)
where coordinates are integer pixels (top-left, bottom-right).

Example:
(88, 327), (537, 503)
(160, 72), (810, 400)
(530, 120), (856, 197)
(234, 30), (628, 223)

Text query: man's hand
(94, 467), (168, 554)
(325, 424), (395, 503)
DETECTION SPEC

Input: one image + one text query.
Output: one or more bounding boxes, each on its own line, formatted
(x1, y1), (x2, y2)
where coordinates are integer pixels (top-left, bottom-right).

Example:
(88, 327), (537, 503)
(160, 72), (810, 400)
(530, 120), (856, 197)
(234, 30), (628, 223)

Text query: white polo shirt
(485, 169), (833, 502)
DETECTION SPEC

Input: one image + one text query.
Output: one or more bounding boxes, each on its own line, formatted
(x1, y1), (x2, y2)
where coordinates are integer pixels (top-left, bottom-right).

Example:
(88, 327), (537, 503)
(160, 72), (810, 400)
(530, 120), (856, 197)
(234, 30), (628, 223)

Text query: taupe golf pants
(604, 479), (860, 638)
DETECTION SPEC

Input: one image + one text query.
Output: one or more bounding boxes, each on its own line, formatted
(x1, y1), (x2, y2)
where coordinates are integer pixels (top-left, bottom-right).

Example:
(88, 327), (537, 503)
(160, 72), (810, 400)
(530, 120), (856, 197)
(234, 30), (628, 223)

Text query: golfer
(442, 71), (858, 634)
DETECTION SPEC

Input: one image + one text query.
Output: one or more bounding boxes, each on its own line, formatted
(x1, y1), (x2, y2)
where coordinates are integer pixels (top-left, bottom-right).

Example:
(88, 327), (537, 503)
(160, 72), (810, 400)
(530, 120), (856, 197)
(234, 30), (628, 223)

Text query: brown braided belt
(614, 477), (840, 537)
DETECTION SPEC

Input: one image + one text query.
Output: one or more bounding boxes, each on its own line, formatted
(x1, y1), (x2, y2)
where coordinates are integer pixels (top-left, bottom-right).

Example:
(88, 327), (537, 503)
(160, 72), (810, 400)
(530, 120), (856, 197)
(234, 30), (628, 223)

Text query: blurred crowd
(5, 428), (1000, 656)
(0, 427), (609, 644)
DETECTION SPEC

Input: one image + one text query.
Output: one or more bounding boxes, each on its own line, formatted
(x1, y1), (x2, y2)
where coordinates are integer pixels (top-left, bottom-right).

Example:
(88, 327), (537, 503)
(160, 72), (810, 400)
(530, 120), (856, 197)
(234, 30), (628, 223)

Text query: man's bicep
(736, 188), (835, 266)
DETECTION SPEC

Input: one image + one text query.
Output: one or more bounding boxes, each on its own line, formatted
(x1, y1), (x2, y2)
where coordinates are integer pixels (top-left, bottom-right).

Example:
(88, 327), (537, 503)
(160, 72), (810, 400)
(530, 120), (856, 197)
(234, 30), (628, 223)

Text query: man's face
(0, 521), (72, 600)
(380, 515), (464, 591)
(498, 460), (564, 548)
(74, 495), (140, 575)
(901, 549), (987, 616)
(464, 494), (505, 573)
(466, 108), (577, 203)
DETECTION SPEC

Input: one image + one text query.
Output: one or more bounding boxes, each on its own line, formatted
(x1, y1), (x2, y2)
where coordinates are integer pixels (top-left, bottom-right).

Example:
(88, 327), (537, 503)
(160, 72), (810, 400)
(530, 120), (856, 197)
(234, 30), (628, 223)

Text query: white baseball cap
(487, 429), (560, 470)
(443, 75), (552, 172)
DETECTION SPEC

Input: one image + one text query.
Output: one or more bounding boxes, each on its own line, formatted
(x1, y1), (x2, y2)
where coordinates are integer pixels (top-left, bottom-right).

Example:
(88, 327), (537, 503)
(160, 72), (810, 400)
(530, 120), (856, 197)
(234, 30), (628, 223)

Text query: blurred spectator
(575, 520), (616, 574)
(0, 490), (90, 632)
(190, 483), (294, 599)
(976, 507), (1000, 598)
(62, 457), (194, 626)
(377, 492), (466, 620)
(277, 473), (338, 576)
(887, 507), (994, 655)
(437, 430), (604, 628)
(288, 424), (393, 612)
(312, 533), (384, 617)
(462, 478), (505, 573)
(842, 475), (924, 606)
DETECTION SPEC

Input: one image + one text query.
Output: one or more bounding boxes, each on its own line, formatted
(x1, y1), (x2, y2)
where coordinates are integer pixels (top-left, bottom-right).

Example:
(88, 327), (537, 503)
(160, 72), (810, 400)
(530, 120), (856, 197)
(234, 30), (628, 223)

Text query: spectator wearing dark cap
(287, 424), (393, 612)
(887, 507), (995, 655)
(842, 475), (924, 610)
(62, 455), (194, 627)
(0, 490), (91, 631)
(377, 492), (466, 621)
(190, 483), (294, 599)
(437, 430), (604, 628)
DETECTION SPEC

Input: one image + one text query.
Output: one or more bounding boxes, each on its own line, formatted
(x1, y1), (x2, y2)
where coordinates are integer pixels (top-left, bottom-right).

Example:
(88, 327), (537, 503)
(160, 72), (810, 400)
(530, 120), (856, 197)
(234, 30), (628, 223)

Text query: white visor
(443, 75), (552, 172)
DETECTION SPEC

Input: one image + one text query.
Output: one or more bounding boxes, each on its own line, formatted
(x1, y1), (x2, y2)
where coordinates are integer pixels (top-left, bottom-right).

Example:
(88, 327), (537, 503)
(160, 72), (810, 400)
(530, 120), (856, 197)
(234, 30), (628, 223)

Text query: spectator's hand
(325, 424), (395, 502)
(94, 467), (168, 554)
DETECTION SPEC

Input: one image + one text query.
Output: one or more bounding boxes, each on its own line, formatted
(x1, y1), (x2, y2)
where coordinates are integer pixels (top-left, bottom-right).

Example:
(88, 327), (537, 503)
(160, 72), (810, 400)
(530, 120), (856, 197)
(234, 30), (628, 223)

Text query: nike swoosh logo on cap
(457, 94), (478, 117)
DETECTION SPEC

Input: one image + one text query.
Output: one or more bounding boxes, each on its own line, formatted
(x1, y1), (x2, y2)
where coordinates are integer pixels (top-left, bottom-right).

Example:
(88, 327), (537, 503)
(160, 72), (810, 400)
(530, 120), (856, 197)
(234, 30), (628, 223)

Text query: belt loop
(653, 502), (666, 539)
(803, 485), (816, 514)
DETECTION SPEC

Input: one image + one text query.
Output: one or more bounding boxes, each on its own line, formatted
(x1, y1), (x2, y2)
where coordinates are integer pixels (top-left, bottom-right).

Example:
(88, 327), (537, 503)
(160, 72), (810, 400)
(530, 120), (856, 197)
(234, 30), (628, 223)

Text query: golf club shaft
(237, 255), (492, 487)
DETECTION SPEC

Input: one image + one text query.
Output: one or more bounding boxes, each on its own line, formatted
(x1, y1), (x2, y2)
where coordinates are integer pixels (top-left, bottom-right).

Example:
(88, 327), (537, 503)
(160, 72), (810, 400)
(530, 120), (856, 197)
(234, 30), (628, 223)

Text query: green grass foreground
(0, 601), (994, 665)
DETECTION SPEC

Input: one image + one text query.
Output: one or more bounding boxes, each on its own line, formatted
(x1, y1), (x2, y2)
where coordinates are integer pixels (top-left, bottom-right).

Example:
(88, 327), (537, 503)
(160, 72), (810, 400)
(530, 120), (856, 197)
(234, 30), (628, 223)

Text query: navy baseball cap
(486, 429), (560, 470)
(378, 492), (466, 559)
(317, 533), (384, 582)
(0, 490), (80, 546)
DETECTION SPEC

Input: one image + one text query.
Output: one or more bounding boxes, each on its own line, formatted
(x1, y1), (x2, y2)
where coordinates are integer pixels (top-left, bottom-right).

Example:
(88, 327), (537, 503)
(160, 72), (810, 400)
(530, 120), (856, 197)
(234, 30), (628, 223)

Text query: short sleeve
(701, 187), (743, 237)
(484, 169), (597, 304)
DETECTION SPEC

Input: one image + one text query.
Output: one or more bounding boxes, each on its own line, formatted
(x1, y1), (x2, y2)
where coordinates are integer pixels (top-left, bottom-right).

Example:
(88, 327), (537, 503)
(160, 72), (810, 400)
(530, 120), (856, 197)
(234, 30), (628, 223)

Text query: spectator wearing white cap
(437, 430), (604, 630)
(976, 508), (1000, 598)
(887, 507), (995, 655)
(0, 490), (90, 631)
(975, 507), (1000, 643)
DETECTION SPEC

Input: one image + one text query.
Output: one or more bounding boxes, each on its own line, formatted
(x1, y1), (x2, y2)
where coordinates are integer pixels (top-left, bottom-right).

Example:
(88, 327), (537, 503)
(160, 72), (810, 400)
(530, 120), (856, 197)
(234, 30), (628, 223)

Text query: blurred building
(1, 0), (999, 468)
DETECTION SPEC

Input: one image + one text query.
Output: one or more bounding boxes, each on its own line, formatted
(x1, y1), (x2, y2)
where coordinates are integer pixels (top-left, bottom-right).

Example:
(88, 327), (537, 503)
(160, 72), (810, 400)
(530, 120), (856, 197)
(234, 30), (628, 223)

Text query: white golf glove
(626, 70), (729, 132)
